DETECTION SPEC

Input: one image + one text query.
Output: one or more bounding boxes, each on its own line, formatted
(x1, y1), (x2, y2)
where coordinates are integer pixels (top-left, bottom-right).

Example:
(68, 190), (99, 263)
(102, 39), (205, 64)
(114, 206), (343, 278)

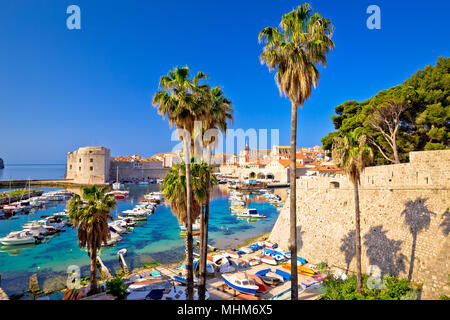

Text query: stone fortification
(269, 150), (450, 299)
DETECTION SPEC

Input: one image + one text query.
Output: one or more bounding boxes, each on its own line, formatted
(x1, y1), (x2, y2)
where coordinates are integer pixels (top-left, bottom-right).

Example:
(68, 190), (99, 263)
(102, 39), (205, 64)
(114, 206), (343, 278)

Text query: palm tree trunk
(184, 141), (194, 300)
(198, 148), (211, 300)
(89, 248), (98, 295)
(353, 180), (363, 293)
(289, 101), (298, 300)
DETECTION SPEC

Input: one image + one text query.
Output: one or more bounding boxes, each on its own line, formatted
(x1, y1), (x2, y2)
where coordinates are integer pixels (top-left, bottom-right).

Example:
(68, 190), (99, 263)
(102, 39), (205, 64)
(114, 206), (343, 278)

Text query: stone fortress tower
(66, 146), (168, 185)
(66, 147), (111, 184)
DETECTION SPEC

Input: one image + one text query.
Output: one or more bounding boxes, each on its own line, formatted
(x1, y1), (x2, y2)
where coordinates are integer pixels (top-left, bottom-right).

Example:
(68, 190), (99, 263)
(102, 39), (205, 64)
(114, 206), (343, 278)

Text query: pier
(0, 179), (108, 188)
(0, 190), (44, 205)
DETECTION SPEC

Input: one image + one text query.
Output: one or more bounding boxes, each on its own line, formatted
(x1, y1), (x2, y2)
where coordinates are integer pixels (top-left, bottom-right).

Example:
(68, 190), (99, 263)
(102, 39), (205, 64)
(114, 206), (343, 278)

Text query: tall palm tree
(152, 66), (207, 299)
(258, 3), (335, 299)
(332, 130), (373, 293)
(67, 185), (116, 295)
(198, 85), (233, 300)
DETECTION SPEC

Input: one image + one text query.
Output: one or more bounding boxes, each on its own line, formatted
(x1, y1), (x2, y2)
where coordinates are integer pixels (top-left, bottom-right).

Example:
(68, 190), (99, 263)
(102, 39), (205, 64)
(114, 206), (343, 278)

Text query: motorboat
(247, 274), (269, 293)
(179, 218), (200, 231)
(0, 230), (38, 246)
(104, 233), (122, 246)
(45, 216), (66, 231)
(235, 208), (266, 219)
(109, 222), (128, 235)
(22, 223), (52, 237)
(221, 274), (259, 295)
(123, 207), (150, 216)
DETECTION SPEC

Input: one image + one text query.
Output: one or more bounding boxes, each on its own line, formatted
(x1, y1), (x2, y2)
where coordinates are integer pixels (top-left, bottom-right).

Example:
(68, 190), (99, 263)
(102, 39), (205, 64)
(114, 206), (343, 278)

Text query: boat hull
(221, 275), (258, 295)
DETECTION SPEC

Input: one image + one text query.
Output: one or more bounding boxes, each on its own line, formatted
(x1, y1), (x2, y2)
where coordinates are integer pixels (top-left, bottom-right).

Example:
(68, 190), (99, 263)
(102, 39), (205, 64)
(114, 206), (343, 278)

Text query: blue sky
(0, 0), (449, 163)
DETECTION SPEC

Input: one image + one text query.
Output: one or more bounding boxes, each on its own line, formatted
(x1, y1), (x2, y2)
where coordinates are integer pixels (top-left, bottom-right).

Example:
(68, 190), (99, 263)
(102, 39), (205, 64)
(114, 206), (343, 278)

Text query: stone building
(66, 147), (111, 184)
(66, 146), (168, 184)
(269, 149), (450, 299)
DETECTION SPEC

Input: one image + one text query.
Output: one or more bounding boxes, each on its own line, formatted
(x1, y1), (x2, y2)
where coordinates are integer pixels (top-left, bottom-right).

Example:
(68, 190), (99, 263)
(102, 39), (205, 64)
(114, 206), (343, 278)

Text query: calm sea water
(0, 184), (286, 296)
(0, 164), (66, 181)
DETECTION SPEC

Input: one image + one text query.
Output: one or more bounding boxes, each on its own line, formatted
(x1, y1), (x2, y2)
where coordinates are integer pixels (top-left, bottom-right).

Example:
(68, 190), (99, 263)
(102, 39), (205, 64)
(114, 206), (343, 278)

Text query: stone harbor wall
(110, 160), (168, 182)
(269, 150), (450, 299)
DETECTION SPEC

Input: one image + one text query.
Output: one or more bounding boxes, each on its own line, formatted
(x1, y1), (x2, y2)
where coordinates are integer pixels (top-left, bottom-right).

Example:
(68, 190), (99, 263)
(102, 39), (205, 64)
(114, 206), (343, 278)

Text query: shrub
(321, 273), (419, 300)
(105, 278), (128, 300)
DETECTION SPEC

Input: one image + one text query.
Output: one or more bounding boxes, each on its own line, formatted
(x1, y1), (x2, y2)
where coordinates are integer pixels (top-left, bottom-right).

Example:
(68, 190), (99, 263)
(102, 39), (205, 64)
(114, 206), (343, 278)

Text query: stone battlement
(269, 150), (450, 299)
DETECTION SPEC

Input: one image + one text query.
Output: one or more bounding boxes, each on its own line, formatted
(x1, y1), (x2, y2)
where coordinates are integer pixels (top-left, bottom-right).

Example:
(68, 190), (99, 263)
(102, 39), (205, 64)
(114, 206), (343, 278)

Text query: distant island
(0, 158), (4, 169)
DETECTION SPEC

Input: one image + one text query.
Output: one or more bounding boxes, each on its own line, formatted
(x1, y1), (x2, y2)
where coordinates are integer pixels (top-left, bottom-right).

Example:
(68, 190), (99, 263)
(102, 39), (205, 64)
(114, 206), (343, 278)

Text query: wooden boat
(247, 274), (268, 293)
(225, 250), (239, 259)
(254, 254), (277, 266)
(240, 246), (254, 254)
(282, 263), (315, 276)
(259, 275), (281, 286)
(247, 257), (261, 266)
(235, 258), (249, 269)
(221, 274), (259, 295)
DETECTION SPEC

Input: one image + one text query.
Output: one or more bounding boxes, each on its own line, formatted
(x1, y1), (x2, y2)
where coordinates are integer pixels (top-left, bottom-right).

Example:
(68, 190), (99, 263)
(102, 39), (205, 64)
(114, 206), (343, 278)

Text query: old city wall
(269, 150), (450, 299)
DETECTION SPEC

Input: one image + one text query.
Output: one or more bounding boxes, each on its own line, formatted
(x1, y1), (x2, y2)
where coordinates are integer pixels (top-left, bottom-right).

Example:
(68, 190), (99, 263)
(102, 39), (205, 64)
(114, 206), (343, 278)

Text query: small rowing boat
(225, 250), (239, 259)
(247, 274), (268, 293)
(254, 254), (277, 266)
(282, 263), (315, 276)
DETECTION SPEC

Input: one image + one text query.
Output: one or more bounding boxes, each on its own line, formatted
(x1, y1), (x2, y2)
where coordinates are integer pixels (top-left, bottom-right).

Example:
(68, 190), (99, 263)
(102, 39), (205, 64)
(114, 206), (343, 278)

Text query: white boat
(240, 247), (254, 254)
(123, 207), (150, 216)
(221, 274), (259, 295)
(235, 208), (266, 219)
(22, 223), (51, 237)
(161, 286), (209, 300)
(180, 218), (200, 231)
(109, 222), (128, 235)
(0, 231), (37, 246)
(44, 217), (66, 231)
(254, 254), (277, 265)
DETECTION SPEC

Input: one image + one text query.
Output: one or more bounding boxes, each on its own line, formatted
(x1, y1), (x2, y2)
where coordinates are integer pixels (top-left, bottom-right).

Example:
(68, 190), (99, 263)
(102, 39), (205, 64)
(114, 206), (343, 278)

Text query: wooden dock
(96, 256), (113, 281)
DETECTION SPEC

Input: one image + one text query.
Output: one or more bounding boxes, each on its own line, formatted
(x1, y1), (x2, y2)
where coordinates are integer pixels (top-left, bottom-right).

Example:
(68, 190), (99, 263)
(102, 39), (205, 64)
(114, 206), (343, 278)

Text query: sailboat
(112, 166), (124, 190)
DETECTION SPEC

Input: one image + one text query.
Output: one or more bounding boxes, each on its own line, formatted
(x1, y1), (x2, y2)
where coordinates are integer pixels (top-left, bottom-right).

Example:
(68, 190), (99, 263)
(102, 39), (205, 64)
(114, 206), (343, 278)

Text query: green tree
(322, 57), (449, 163)
(332, 130), (373, 293)
(258, 3), (335, 299)
(152, 66), (207, 299)
(67, 185), (116, 295)
(363, 86), (416, 164)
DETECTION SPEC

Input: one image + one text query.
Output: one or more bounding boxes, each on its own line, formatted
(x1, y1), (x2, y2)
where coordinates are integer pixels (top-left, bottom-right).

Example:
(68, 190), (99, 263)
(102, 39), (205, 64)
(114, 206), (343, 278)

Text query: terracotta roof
(307, 165), (344, 174)
(277, 160), (305, 168)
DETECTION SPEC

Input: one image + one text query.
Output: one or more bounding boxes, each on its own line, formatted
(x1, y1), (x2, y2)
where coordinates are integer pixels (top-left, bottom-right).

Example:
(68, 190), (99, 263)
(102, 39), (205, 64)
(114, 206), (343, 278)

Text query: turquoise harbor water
(0, 184), (286, 295)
